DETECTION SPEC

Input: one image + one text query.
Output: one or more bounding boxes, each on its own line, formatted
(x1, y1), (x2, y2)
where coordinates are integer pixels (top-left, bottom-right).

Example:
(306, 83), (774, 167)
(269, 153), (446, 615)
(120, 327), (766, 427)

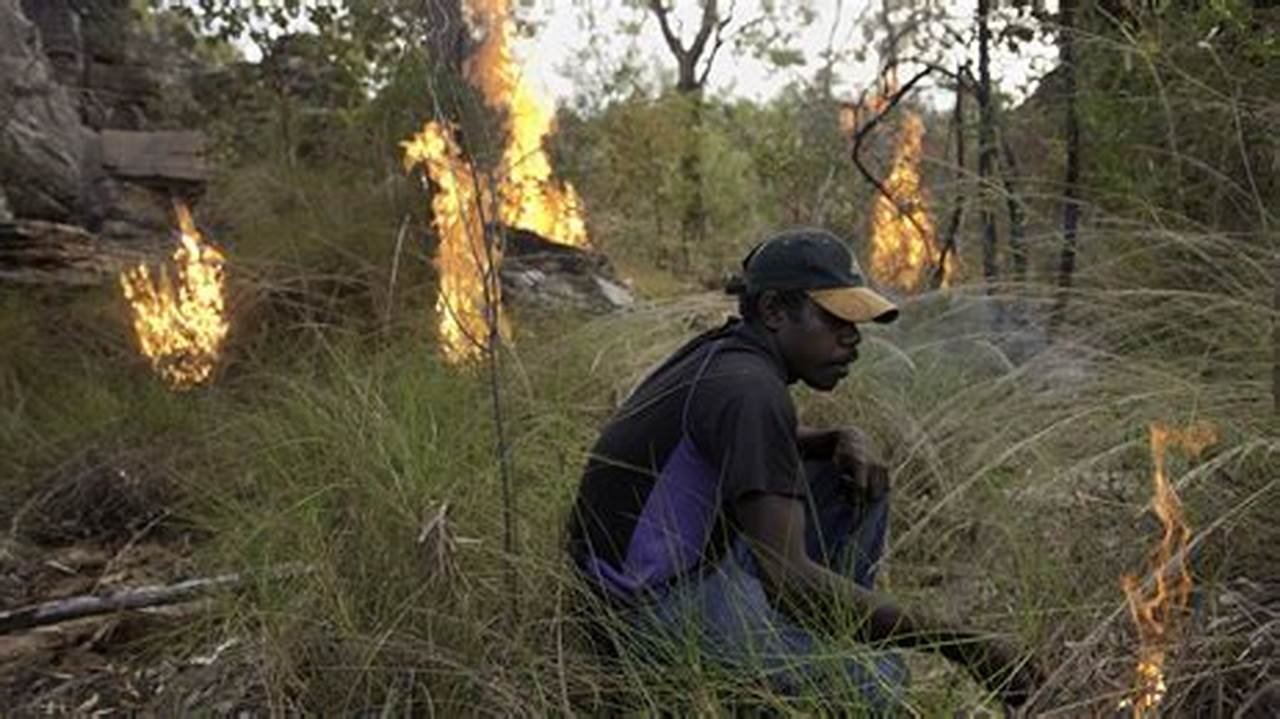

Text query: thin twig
(384, 213), (411, 335)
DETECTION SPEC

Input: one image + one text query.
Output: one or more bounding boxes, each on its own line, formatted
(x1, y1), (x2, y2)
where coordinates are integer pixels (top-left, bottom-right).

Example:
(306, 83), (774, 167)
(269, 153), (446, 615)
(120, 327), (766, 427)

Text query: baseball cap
(731, 227), (899, 324)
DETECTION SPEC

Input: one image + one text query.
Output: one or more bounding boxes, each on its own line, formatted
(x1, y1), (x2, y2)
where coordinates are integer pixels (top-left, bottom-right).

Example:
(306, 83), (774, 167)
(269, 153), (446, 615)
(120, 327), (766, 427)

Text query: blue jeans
(619, 460), (908, 714)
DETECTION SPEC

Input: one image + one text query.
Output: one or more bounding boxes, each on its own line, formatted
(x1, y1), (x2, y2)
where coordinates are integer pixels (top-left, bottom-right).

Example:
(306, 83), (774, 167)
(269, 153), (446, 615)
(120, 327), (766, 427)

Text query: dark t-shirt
(567, 318), (804, 600)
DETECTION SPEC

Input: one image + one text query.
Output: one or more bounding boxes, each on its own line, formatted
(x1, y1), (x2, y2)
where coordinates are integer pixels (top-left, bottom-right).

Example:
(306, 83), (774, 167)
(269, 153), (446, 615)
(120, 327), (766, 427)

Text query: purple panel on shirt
(583, 436), (720, 598)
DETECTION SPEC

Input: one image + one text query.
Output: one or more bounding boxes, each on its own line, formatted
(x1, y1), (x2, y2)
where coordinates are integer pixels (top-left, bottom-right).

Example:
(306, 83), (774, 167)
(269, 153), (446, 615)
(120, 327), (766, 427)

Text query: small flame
(119, 200), (229, 388)
(404, 0), (588, 363)
(1119, 421), (1218, 717)
(843, 72), (949, 291)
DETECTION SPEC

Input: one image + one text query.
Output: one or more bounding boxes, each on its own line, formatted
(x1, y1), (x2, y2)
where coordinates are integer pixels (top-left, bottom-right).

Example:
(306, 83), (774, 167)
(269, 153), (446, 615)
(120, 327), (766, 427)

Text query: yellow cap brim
(808, 287), (899, 324)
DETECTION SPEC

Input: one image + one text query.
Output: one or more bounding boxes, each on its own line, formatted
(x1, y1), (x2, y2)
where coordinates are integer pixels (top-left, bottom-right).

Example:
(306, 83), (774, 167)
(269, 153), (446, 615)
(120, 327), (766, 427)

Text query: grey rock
(0, 0), (95, 223)
(19, 0), (84, 87)
(0, 219), (131, 284)
(100, 130), (211, 184)
(498, 226), (634, 313)
(594, 276), (635, 308)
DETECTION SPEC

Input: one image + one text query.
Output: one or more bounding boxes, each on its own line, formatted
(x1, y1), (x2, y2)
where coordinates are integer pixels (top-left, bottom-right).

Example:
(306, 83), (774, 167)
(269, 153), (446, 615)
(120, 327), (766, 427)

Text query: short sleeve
(686, 359), (804, 503)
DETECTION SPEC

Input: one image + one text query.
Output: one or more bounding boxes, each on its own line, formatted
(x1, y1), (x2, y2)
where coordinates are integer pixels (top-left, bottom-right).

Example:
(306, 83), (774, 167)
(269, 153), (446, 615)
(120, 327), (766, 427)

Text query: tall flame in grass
(402, 123), (508, 365)
(465, 0), (588, 248)
(119, 200), (229, 389)
(403, 0), (588, 363)
(843, 72), (949, 291)
(868, 112), (947, 291)
(1119, 421), (1218, 717)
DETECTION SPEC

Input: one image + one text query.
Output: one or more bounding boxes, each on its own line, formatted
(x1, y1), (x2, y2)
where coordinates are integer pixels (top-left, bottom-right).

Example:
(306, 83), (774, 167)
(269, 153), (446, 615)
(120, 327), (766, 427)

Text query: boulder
(499, 227), (634, 312)
(0, 0), (97, 223)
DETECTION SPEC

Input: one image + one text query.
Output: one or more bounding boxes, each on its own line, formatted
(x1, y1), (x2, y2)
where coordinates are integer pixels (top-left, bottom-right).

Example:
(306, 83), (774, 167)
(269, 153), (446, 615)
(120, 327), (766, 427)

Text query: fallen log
(0, 564), (307, 635)
(0, 573), (238, 635)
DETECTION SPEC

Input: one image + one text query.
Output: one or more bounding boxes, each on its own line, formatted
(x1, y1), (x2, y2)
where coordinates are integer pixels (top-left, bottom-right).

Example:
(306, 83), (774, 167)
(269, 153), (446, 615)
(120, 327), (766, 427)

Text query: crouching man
(566, 228), (1041, 713)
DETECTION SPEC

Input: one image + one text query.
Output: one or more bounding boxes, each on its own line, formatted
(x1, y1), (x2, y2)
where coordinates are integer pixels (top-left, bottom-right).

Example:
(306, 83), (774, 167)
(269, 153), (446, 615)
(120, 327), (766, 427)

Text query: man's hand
(831, 427), (890, 501)
(958, 636), (1045, 709)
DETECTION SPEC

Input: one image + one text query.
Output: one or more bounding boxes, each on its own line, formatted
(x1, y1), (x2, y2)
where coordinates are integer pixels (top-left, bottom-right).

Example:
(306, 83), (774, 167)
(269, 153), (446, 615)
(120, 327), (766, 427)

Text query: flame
(844, 71), (950, 291)
(1119, 421), (1218, 717)
(402, 122), (508, 365)
(119, 200), (229, 389)
(465, 0), (588, 248)
(403, 0), (588, 363)
(868, 112), (946, 291)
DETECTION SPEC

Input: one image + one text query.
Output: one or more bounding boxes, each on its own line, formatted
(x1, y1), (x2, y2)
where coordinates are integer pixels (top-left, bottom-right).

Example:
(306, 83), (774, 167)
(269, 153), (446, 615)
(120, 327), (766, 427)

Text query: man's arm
(797, 425), (889, 499)
(735, 492), (1040, 706)
(796, 425), (837, 459)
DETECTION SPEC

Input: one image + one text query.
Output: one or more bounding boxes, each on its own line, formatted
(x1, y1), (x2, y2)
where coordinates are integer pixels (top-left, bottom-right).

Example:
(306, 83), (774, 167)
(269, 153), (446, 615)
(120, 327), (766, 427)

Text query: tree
(1050, 0), (1081, 337)
(645, 0), (731, 265)
(976, 0), (999, 287)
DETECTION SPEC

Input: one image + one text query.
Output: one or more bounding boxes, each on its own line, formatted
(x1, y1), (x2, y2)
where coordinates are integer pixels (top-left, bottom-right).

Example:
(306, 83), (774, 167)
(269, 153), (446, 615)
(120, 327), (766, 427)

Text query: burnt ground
(0, 452), (268, 715)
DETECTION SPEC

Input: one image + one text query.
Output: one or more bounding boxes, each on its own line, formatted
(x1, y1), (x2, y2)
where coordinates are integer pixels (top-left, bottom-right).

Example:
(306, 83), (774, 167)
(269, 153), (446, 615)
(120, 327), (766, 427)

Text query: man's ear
(758, 290), (787, 331)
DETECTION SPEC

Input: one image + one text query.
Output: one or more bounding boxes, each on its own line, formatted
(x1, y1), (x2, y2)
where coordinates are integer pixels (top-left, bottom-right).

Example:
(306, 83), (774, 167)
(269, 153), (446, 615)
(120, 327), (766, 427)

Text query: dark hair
(737, 288), (809, 323)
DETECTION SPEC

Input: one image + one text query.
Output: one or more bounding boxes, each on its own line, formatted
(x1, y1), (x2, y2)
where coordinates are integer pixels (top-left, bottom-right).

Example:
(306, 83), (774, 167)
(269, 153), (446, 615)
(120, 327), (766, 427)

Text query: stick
(0, 564), (308, 635)
(384, 213), (411, 334)
(0, 574), (238, 635)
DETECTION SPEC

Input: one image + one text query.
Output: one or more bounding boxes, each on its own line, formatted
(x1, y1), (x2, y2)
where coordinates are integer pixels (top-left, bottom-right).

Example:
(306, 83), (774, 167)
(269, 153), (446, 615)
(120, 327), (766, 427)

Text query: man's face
(764, 295), (862, 391)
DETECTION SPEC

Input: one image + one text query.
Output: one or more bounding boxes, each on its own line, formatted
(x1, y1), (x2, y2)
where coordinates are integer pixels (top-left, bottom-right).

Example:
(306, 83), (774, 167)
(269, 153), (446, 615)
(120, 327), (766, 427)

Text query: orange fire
(403, 0), (588, 362)
(868, 112), (946, 291)
(1119, 421), (1218, 717)
(402, 123), (508, 364)
(119, 200), (229, 388)
(465, 0), (588, 248)
(844, 72), (949, 291)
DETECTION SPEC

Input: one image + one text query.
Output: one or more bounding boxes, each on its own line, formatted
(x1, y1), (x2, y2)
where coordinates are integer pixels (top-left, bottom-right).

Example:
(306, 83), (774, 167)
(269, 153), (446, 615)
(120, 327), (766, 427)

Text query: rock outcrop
(0, 0), (209, 283)
(0, 0), (99, 226)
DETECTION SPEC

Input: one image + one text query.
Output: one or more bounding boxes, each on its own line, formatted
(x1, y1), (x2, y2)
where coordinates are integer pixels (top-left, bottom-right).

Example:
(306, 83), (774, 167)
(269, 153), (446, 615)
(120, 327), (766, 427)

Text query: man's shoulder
(705, 346), (789, 390)
(694, 348), (794, 421)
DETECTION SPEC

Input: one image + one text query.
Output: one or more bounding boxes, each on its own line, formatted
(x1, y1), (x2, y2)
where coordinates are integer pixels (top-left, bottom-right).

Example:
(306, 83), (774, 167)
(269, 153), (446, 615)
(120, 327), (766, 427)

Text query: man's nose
(837, 328), (861, 348)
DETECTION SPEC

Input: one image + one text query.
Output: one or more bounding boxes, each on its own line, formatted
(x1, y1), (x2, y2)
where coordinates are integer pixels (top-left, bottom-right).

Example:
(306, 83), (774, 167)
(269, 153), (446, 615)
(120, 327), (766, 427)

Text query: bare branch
(648, 0), (688, 61)
(848, 66), (937, 252)
(686, 0), (721, 65)
(697, 8), (734, 88)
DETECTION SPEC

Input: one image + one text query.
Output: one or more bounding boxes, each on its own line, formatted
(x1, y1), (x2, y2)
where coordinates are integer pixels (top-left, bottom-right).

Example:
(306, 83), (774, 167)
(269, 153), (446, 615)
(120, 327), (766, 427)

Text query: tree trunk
(1051, 0), (1083, 337)
(648, 0), (722, 270)
(1002, 134), (1027, 285)
(679, 93), (706, 265)
(977, 0), (999, 289)
(934, 68), (967, 290)
(1274, 252), (1279, 413)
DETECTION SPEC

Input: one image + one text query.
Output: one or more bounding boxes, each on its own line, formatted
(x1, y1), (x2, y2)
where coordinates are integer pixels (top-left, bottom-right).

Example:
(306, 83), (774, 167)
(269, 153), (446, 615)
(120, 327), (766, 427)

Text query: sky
(523, 0), (1060, 110)
(229, 0), (1060, 111)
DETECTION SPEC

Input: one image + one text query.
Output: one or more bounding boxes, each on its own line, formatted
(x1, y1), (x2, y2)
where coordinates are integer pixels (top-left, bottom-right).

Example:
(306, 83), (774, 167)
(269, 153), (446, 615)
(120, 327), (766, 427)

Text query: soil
(0, 537), (266, 714)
